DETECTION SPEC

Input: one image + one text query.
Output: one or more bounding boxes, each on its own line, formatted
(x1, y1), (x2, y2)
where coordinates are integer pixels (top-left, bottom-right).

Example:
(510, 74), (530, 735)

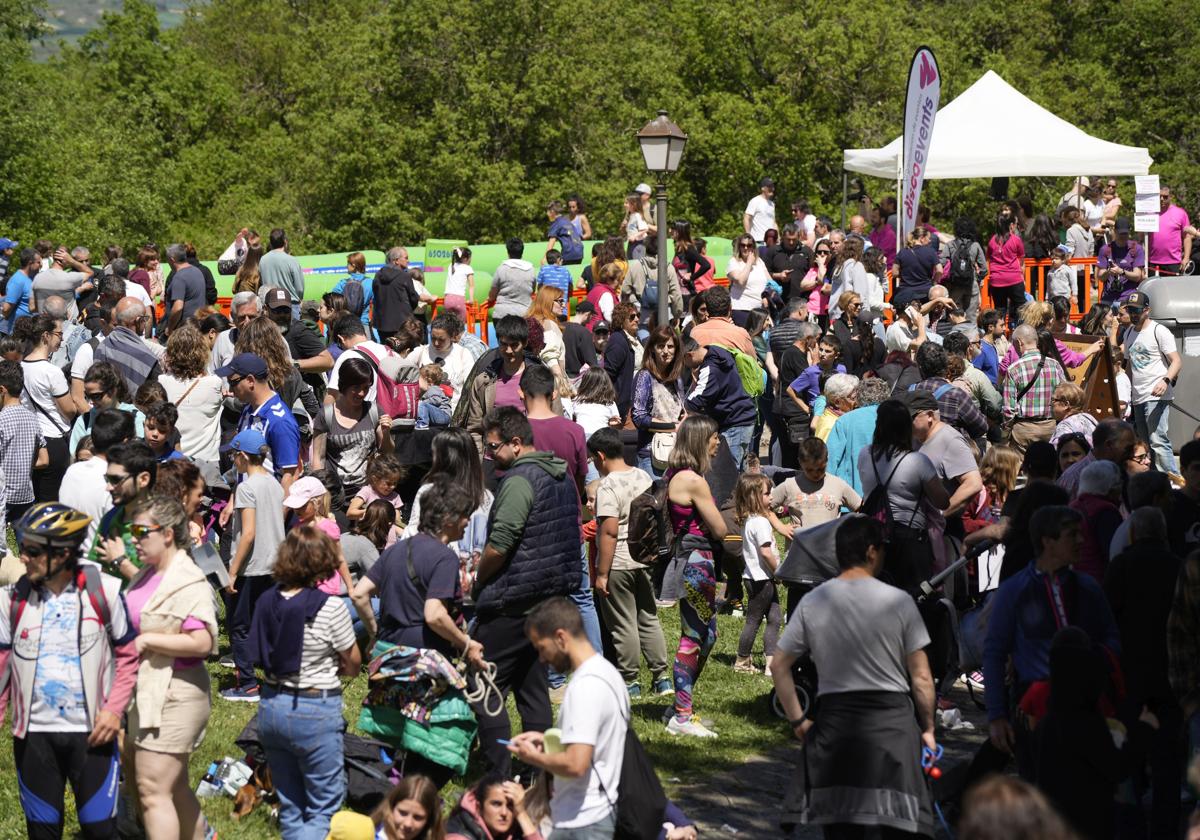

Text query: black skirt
(783, 690), (934, 835)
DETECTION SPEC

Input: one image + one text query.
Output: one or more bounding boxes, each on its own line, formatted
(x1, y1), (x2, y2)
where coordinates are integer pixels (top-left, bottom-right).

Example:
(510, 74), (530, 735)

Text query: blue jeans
(549, 549), (604, 688)
(340, 595), (379, 638)
(551, 809), (617, 839)
(258, 689), (346, 840)
(720, 423), (755, 470)
(1132, 399), (1177, 474)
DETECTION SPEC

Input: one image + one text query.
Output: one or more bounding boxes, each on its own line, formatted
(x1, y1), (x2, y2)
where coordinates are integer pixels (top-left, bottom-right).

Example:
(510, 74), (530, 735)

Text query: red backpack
(10, 564), (112, 638)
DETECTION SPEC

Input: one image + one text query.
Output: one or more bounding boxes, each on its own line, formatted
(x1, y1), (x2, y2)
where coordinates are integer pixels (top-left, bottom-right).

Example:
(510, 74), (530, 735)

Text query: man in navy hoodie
(682, 337), (757, 469)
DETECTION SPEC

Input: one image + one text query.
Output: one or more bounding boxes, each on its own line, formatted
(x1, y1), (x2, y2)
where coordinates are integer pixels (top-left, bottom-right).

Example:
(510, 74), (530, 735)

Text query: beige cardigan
(131, 549), (219, 729)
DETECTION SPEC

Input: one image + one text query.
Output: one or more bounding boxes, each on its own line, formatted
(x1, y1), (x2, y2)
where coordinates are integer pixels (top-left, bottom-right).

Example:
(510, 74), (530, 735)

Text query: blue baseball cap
(0, 238), (17, 250)
(223, 429), (268, 455)
(214, 352), (268, 380)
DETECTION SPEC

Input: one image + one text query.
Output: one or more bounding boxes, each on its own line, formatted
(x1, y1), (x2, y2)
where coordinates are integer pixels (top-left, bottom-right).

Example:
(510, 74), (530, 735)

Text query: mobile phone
(496, 738), (512, 746)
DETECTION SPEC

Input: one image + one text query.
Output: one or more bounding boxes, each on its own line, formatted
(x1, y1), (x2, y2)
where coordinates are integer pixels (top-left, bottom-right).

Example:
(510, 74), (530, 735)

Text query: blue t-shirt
(547, 217), (583, 262)
(2, 269), (32, 334)
(536, 264), (573, 294)
(330, 274), (375, 326)
(238, 393), (301, 475)
(972, 341), (999, 387)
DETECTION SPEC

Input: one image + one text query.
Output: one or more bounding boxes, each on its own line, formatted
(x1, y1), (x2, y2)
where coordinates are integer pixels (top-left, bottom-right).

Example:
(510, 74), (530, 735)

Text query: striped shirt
(0, 404), (44, 505)
(1003, 350), (1065, 421)
(272, 598), (355, 691)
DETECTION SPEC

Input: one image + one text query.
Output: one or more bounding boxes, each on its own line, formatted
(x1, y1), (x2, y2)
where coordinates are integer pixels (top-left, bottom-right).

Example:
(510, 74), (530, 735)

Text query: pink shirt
(125, 571), (206, 669)
(354, 484), (403, 515)
(1148, 204), (1191, 265)
(493, 368), (524, 411)
(986, 234), (1026, 287)
(311, 517), (345, 595)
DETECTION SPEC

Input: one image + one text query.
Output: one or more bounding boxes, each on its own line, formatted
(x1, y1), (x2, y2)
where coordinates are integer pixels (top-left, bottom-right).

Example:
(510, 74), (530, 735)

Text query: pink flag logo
(919, 53), (938, 88)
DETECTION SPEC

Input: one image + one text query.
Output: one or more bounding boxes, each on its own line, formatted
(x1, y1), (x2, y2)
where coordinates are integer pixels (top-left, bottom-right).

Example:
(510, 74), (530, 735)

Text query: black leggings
(989, 282), (1026, 328)
(14, 731), (120, 839)
(737, 578), (781, 657)
(32, 436), (69, 503)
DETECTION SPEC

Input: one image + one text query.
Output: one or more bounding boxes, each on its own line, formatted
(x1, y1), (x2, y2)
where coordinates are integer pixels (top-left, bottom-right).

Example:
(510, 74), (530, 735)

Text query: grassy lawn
(0, 596), (790, 837)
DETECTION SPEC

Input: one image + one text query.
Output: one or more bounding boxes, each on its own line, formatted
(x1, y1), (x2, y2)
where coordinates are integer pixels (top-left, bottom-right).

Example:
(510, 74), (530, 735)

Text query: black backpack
(947, 239), (977, 287)
(590, 679), (668, 839)
(343, 276), (367, 317)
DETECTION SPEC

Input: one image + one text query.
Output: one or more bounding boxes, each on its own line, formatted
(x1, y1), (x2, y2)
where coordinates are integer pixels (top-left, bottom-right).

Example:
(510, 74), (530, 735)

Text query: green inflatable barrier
(201, 235), (734, 304)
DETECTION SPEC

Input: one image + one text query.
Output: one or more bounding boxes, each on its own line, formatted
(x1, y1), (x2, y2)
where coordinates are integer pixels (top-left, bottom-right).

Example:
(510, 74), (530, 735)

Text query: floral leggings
(673, 551), (718, 720)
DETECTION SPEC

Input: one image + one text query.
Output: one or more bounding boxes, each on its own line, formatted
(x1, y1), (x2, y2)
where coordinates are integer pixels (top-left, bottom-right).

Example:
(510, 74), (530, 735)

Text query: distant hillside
(36, 0), (184, 56)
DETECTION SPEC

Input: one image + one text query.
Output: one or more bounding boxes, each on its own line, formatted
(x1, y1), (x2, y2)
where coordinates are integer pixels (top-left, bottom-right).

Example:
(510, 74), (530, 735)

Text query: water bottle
(196, 762), (221, 797)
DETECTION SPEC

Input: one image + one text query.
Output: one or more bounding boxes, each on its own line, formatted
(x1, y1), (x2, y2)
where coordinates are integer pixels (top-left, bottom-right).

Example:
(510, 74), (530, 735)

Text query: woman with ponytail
(443, 247), (474, 322)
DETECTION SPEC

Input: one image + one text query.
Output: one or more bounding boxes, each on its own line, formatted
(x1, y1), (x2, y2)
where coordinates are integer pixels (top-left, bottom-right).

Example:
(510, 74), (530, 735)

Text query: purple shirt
(790, 363), (847, 405)
(1148, 204), (1190, 265)
(493, 368), (525, 411)
(869, 224), (897, 264)
(529, 416), (588, 488)
(1097, 240), (1144, 301)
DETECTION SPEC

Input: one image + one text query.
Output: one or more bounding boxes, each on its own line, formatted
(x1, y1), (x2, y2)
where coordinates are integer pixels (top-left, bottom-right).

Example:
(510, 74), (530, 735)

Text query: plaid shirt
(0, 403), (44, 505)
(1003, 350), (1065, 421)
(913, 377), (989, 438)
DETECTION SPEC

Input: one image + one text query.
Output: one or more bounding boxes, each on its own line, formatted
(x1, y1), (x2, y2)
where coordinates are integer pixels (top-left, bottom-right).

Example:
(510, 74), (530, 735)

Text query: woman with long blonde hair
(525, 285), (569, 392)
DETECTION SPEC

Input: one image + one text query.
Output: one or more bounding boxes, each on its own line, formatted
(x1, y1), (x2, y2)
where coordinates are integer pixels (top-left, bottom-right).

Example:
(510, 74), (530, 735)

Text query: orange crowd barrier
(977, 257), (1099, 320)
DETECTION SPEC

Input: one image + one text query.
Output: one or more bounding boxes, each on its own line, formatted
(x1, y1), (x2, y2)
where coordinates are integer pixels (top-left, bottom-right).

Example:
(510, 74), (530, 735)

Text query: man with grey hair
(94, 297), (161, 394)
(776, 320), (822, 467)
(1002, 323), (1065, 453)
(1105, 503), (1182, 836)
(372, 245), (420, 341)
(826, 376), (893, 495)
(41, 296), (87, 370)
(211, 290), (263, 373)
(30, 244), (94, 320)
(163, 243), (207, 331)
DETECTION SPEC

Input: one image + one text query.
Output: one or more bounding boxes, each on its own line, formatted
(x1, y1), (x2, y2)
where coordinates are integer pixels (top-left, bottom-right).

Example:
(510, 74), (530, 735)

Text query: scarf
(95, 325), (158, 394)
(248, 586), (330, 679)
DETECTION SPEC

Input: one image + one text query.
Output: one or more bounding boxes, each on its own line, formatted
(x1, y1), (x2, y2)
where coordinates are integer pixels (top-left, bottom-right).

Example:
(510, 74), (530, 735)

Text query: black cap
(592, 320), (611, 334)
(901, 389), (939, 417)
(761, 177), (775, 188)
(1114, 217), (1131, 235)
(1125, 291), (1150, 309)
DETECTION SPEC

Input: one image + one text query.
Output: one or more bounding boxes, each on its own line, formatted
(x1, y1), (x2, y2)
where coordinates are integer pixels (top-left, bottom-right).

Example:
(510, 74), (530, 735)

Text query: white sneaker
(666, 714), (718, 738)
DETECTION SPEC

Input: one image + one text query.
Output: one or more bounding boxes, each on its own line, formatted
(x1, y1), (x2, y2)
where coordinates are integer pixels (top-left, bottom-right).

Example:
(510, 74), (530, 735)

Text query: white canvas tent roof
(842, 70), (1152, 180)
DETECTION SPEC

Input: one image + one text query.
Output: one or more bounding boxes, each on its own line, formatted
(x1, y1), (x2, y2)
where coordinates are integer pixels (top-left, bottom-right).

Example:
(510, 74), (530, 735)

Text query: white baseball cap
(634, 183), (652, 195)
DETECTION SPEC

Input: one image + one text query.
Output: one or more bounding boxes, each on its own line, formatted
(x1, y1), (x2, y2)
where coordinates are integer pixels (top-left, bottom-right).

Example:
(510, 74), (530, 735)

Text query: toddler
(416, 363), (452, 430)
(1046, 244), (1076, 308)
(347, 453), (404, 525)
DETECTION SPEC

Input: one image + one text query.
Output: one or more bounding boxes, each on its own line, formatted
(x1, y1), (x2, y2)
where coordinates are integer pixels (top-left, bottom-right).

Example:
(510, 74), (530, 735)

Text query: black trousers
(737, 578), (781, 657)
(471, 612), (552, 776)
(989, 282), (1026, 329)
(32, 436), (69, 503)
(14, 731), (120, 839)
(229, 574), (276, 689)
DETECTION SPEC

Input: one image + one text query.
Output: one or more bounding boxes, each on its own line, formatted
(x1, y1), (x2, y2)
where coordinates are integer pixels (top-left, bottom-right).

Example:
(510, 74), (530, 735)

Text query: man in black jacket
(766, 223), (813, 303)
(372, 246), (420, 340)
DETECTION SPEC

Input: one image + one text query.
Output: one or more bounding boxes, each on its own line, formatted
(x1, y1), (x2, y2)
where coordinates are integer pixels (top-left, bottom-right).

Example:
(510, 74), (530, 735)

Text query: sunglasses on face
(1132, 453), (1151, 463)
(226, 375), (245, 387)
(104, 472), (133, 487)
(130, 523), (165, 540)
(19, 542), (49, 558)
(84, 389), (110, 402)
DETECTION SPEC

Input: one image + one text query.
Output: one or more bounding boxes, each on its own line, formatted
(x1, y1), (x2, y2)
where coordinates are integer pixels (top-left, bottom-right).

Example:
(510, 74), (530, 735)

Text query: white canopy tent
(842, 70), (1153, 181)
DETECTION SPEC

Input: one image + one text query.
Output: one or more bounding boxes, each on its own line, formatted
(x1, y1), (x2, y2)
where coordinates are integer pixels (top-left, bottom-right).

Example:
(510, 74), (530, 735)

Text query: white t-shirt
(58, 456), (111, 557)
(1123, 320), (1176, 405)
(161, 373), (225, 463)
(124, 280), (153, 308)
(413, 343), (473, 411)
(625, 212), (648, 244)
(445, 263), (474, 298)
(70, 335), (100, 381)
(573, 401), (619, 438)
(741, 514), (775, 582)
(210, 328), (236, 374)
(553, 653), (628, 829)
(725, 256), (770, 312)
(20, 359), (71, 439)
(744, 194), (776, 242)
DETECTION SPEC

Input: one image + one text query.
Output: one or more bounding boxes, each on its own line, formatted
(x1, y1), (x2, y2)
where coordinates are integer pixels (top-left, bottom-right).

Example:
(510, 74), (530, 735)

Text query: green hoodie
(486, 450), (569, 557)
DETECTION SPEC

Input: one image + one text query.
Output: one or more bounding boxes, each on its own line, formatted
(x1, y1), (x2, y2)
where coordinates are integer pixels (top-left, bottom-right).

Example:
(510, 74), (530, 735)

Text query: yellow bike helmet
(15, 503), (92, 549)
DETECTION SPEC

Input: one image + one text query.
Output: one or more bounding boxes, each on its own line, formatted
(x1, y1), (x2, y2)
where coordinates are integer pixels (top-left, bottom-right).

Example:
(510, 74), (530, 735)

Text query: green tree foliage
(1, 0), (1198, 255)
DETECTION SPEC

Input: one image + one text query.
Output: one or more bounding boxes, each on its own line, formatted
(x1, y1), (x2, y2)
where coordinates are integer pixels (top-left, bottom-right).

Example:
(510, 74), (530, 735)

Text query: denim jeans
(720, 423), (755, 470)
(549, 548), (604, 689)
(340, 595), (379, 638)
(1132, 399), (1177, 474)
(258, 689), (346, 840)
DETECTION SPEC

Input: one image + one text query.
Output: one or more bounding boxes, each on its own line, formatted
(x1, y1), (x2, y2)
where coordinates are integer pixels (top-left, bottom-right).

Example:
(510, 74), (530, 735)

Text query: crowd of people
(0, 172), (1196, 840)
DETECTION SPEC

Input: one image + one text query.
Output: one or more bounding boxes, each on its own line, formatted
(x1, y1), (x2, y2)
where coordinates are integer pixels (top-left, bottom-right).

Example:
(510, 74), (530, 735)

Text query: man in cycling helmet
(0, 502), (138, 839)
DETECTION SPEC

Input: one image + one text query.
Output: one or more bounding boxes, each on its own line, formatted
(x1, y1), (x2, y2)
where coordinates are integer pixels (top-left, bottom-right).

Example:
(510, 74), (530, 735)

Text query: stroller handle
(917, 538), (997, 602)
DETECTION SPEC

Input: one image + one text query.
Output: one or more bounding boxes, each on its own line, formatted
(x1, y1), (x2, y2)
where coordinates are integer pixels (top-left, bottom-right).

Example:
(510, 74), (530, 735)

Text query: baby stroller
(768, 517), (994, 719)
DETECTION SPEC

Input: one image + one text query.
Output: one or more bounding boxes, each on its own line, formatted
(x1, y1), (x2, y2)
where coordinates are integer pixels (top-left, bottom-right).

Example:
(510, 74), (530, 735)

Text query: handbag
(650, 432), (675, 472)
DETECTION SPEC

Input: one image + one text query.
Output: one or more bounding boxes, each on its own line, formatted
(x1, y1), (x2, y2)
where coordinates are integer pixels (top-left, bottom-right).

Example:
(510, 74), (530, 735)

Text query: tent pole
(896, 150), (903, 246)
(841, 171), (847, 230)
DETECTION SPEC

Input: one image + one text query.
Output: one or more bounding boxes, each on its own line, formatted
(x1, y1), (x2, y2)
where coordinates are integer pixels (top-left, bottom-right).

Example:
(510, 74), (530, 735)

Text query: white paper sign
(1135, 175), (1160, 194)
(1135, 194), (1160, 213)
(1185, 330), (1200, 358)
(1135, 212), (1160, 233)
